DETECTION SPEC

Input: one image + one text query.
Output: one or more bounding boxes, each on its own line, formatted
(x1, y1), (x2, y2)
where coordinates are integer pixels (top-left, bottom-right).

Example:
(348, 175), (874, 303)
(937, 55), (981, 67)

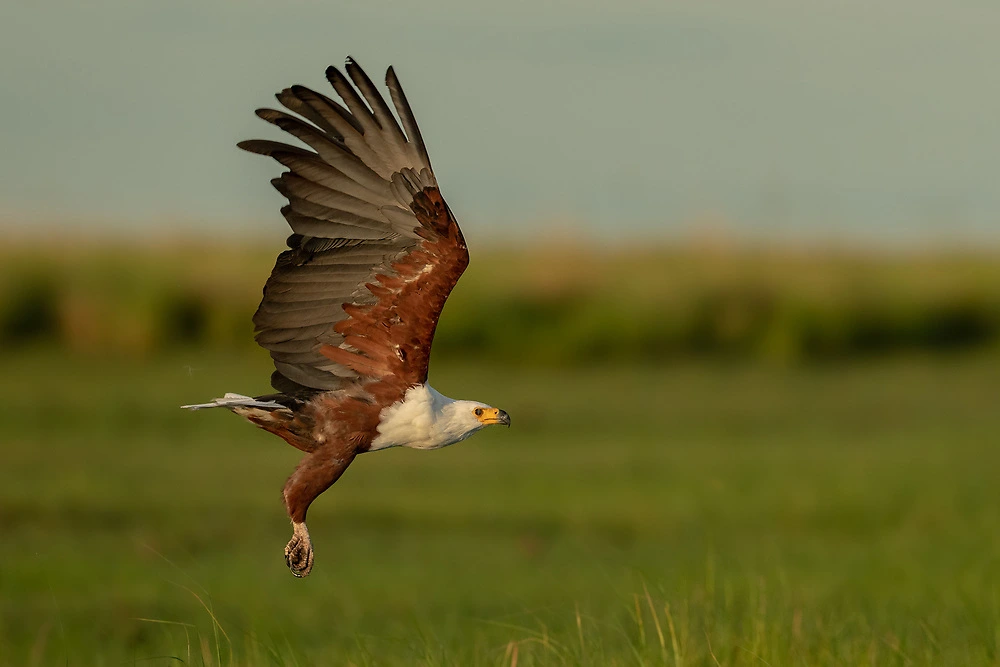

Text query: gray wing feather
(252, 110), (391, 197)
(324, 66), (398, 178)
(386, 66), (432, 172)
(289, 85), (366, 142)
(275, 88), (344, 139)
(346, 58), (409, 148)
(240, 144), (395, 205)
(281, 210), (393, 241)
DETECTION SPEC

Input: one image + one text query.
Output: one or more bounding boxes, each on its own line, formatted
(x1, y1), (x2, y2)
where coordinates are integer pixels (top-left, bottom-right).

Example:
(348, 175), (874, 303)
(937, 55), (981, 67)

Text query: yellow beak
(477, 408), (511, 426)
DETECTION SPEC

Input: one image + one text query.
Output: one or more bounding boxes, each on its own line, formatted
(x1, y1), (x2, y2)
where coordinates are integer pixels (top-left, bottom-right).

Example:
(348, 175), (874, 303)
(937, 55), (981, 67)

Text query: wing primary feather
(325, 64), (379, 132)
(290, 85), (365, 138)
(345, 57), (408, 146)
(274, 173), (386, 221)
(237, 139), (315, 159)
(275, 88), (343, 139)
(274, 194), (395, 235)
(254, 109), (391, 196)
(280, 209), (394, 241)
(250, 148), (393, 204)
(325, 62), (400, 176)
(386, 66), (432, 171)
(255, 108), (347, 151)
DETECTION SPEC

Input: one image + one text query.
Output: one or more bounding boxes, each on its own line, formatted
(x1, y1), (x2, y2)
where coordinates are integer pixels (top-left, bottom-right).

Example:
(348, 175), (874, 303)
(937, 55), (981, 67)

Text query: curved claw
(284, 522), (314, 577)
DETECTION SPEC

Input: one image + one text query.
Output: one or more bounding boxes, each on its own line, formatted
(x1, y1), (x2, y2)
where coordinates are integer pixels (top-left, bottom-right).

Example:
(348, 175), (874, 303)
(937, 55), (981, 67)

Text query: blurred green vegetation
(2, 241), (999, 364)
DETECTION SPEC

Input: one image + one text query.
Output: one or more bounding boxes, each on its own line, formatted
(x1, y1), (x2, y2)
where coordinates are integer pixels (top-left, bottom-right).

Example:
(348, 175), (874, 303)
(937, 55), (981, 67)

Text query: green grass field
(1, 349), (998, 665)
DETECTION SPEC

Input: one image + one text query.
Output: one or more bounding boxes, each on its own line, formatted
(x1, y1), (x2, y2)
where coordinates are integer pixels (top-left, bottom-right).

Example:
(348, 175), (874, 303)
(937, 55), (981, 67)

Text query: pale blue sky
(1, 1), (997, 242)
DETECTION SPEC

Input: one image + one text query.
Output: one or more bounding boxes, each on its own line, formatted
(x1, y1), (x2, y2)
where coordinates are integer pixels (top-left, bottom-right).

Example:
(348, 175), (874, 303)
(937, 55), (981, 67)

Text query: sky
(1, 0), (998, 244)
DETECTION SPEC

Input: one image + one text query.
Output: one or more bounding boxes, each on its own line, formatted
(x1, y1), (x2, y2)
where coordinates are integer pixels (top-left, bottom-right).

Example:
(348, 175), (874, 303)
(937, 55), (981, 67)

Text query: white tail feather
(181, 392), (284, 411)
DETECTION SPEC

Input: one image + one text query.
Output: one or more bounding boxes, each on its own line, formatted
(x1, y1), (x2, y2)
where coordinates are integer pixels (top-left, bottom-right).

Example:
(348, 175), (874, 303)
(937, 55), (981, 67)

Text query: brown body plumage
(184, 59), (508, 577)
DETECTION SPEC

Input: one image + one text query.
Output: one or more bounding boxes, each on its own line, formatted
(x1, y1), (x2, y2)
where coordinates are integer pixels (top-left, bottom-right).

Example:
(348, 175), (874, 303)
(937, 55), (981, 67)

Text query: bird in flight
(183, 58), (510, 578)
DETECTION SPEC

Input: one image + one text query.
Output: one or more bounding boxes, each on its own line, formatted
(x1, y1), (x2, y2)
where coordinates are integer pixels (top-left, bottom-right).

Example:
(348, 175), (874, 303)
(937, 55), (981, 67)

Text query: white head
(370, 385), (510, 451)
(435, 399), (511, 446)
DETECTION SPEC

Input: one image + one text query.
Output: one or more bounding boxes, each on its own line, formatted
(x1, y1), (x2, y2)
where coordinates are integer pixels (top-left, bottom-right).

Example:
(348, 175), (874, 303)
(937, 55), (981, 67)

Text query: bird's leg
(281, 445), (356, 578)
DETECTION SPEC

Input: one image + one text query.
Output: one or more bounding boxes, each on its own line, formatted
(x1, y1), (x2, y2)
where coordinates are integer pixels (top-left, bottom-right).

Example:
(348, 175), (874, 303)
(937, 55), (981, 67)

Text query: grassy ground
(1, 349), (999, 665)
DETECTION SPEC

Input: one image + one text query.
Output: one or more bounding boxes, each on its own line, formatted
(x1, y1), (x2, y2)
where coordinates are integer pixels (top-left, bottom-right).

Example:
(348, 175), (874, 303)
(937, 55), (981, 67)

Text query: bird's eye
(474, 408), (484, 417)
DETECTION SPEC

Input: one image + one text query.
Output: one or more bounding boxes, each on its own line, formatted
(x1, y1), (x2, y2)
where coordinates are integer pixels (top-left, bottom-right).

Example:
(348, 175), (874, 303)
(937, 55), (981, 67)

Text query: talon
(284, 522), (314, 577)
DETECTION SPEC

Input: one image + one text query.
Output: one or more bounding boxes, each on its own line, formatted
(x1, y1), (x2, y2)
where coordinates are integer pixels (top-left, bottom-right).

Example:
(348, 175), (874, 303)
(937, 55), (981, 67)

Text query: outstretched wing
(240, 59), (469, 396)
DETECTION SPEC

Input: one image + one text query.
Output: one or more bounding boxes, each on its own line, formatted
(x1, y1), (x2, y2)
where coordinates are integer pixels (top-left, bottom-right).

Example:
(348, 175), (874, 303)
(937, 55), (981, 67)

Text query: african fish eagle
(182, 58), (510, 578)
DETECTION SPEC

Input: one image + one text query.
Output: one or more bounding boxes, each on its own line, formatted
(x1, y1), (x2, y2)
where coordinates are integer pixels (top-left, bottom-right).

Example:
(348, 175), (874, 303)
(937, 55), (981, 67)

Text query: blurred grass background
(1, 240), (999, 665)
(3, 241), (999, 363)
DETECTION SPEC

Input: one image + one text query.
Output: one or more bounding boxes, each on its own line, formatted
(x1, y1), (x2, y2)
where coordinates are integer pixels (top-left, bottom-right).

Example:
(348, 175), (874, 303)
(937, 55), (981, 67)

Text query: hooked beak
(477, 408), (511, 427)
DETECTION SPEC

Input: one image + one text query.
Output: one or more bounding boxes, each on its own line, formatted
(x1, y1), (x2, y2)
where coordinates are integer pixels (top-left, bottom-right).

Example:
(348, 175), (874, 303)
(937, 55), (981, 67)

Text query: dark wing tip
(344, 56), (365, 80)
(325, 64), (344, 84)
(255, 107), (278, 121)
(237, 139), (264, 154)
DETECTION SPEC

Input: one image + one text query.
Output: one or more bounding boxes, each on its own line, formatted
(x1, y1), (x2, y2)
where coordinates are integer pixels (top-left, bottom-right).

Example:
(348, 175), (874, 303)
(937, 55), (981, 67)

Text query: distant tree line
(2, 245), (998, 364)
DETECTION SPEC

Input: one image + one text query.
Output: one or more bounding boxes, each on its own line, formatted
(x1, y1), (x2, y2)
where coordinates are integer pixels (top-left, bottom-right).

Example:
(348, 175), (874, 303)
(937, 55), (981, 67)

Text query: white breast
(370, 384), (475, 451)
